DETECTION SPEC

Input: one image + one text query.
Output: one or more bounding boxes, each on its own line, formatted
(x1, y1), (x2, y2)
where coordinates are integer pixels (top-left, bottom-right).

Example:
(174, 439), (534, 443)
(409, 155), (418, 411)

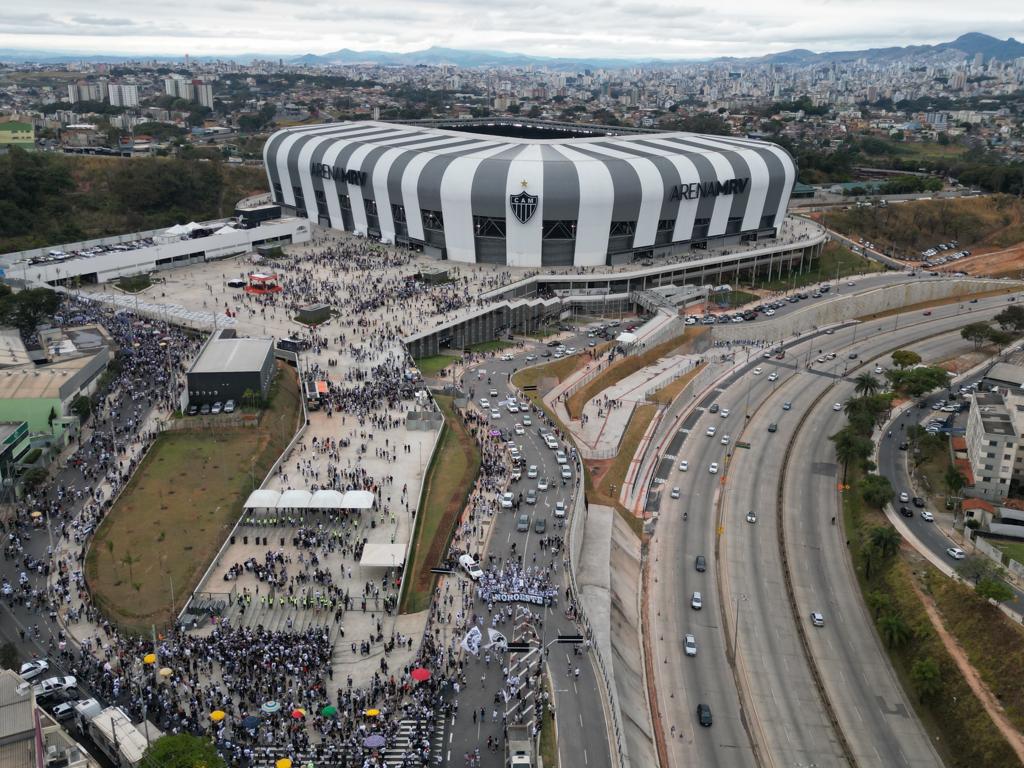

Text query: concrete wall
(0, 397), (63, 435)
(711, 277), (1015, 344)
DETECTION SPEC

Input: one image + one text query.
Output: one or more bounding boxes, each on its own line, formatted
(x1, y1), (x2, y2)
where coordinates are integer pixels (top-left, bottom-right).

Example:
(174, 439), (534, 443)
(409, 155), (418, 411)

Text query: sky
(1, 0), (1023, 59)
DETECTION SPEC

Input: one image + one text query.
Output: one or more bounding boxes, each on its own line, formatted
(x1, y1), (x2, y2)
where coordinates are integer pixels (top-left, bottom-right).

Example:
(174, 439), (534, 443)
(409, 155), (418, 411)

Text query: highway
(649, 291), (1013, 768)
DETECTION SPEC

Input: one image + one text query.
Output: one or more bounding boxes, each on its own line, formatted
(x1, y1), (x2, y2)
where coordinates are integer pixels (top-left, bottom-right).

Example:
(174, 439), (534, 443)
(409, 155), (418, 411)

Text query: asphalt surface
(445, 331), (614, 768)
(650, 291), (1014, 768)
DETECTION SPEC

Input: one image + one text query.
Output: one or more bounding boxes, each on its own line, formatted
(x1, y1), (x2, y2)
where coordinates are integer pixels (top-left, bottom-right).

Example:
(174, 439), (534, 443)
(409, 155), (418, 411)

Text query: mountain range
(1, 32), (1023, 69)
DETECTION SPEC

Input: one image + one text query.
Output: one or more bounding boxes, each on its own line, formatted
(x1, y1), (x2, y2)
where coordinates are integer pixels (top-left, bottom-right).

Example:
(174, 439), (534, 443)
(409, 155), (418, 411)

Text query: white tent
(163, 224), (189, 236)
(309, 489), (345, 509)
(342, 490), (376, 509)
(616, 331), (639, 345)
(243, 489), (281, 509)
(359, 543), (406, 568)
(214, 225), (236, 235)
(277, 489), (313, 509)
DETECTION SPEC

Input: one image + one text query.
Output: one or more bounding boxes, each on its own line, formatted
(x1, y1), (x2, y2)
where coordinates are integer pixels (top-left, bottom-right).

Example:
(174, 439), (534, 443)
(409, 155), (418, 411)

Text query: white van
(459, 554), (484, 580)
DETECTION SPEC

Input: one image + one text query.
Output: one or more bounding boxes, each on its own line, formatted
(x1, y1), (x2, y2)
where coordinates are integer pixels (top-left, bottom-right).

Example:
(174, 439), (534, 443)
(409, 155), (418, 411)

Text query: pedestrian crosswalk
(382, 718), (445, 767)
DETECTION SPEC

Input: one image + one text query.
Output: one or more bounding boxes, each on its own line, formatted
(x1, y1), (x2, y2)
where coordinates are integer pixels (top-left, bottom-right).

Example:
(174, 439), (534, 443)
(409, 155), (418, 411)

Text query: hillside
(820, 196), (1024, 257)
(0, 150), (267, 254)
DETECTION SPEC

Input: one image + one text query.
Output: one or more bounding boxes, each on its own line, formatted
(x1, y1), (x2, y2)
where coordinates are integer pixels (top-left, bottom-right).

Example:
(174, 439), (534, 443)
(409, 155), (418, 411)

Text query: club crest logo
(509, 190), (538, 224)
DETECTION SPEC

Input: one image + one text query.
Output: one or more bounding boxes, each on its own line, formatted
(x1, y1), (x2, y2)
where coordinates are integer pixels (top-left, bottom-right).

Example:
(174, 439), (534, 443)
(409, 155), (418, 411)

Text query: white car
(554, 501), (567, 519)
(527, 465), (538, 479)
(946, 547), (966, 560)
(500, 492), (514, 509)
(538, 477), (550, 491)
(490, 409), (501, 420)
(753, 367), (763, 375)
(522, 415), (533, 426)
(33, 676), (77, 698)
(514, 424), (525, 435)
(720, 408), (730, 418)
(720, 435), (730, 445)
(832, 402), (842, 411)
(764, 308), (776, 316)
(555, 450), (567, 465)
(480, 398), (490, 408)
(746, 511), (757, 524)
(671, 487), (681, 499)
(705, 425), (717, 437)
(19, 660), (49, 681)
(768, 372), (778, 382)
(678, 460), (689, 472)
(501, 353), (514, 361)
(874, 365), (883, 374)
(684, 634), (698, 657)
(560, 466), (572, 480)
(708, 462), (719, 474)
(810, 612), (825, 627)
(691, 592), (703, 610)
(921, 510), (935, 522)
(507, 403), (519, 413)
(899, 491), (910, 503)
(459, 554), (484, 581)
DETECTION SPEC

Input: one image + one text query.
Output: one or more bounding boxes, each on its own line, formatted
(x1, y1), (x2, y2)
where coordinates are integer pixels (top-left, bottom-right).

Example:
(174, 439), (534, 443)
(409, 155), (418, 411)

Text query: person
(683, 511), (688, 521)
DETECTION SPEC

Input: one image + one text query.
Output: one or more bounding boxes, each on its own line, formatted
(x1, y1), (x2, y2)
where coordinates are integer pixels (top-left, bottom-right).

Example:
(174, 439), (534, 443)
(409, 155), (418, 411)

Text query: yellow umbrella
(159, 667), (173, 678)
(210, 710), (226, 722)
(30, 511), (43, 519)
(364, 709), (380, 717)
(275, 759), (292, 768)
(143, 653), (157, 665)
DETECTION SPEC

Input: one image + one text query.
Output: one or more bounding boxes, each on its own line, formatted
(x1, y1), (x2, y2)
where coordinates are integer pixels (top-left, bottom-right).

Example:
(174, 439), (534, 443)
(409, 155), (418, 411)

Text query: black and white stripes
(264, 121), (796, 266)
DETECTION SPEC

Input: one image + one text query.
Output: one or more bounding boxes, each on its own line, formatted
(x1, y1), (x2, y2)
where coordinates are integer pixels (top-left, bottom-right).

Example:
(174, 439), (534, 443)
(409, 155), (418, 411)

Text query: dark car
(697, 703), (713, 727)
(200, 403), (211, 415)
(767, 423), (778, 433)
(899, 441), (909, 450)
(709, 403), (720, 414)
(695, 555), (706, 572)
(534, 518), (547, 534)
(899, 506), (913, 518)
(912, 497), (926, 508)
(848, 352), (858, 360)
(187, 403), (198, 416)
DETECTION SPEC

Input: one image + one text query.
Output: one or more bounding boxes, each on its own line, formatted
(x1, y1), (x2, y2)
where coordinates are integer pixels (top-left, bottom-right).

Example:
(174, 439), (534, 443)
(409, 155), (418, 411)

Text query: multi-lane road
(649, 292), (1013, 768)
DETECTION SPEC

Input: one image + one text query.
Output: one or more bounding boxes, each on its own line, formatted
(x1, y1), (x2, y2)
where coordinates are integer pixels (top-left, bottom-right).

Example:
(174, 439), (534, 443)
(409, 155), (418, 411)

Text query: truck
(506, 724), (535, 768)
(76, 703), (161, 768)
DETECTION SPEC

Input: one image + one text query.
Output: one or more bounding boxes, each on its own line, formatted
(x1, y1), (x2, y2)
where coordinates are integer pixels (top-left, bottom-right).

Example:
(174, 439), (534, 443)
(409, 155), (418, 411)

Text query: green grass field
(86, 365), (301, 634)
(992, 540), (1024, 565)
(708, 289), (760, 308)
(468, 340), (515, 354)
(400, 395), (481, 614)
(414, 354), (461, 378)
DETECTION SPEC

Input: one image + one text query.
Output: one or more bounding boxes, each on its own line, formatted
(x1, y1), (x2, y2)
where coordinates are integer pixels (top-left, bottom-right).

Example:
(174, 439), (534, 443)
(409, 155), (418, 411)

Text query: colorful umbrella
(364, 708), (380, 717)
(275, 760), (292, 768)
(241, 715), (260, 729)
(320, 705), (338, 717)
(290, 708), (306, 720)
(30, 511), (43, 519)
(159, 667), (173, 678)
(261, 701), (281, 714)
(210, 710), (226, 722)
(410, 667), (431, 682)
(143, 653), (157, 665)
(363, 734), (386, 749)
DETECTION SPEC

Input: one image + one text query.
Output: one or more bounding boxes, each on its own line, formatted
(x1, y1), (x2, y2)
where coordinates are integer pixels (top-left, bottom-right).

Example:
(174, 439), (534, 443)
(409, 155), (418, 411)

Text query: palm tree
(910, 656), (942, 702)
(869, 525), (901, 559)
(879, 613), (912, 649)
(832, 430), (860, 484)
(944, 467), (967, 522)
(854, 373), (881, 397)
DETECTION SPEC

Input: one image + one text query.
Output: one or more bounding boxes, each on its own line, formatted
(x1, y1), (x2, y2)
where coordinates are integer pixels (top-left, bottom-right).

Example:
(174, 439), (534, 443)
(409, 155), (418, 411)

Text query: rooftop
(0, 354), (97, 400)
(973, 391), (1019, 437)
(0, 669), (34, 744)
(189, 330), (273, 375)
(986, 362), (1024, 388)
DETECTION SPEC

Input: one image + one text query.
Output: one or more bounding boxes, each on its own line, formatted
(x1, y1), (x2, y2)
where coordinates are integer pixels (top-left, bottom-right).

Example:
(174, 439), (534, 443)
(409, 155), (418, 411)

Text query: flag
(461, 626), (482, 656)
(486, 628), (508, 652)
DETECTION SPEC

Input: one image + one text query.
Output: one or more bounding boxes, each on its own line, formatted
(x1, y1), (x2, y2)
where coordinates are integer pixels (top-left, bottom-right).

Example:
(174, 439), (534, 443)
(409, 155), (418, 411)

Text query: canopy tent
(359, 543), (406, 568)
(163, 224), (189, 236)
(342, 490), (376, 509)
(309, 489), (345, 509)
(615, 331), (638, 345)
(214, 225), (236, 235)
(277, 489), (313, 509)
(244, 489), (281, 509)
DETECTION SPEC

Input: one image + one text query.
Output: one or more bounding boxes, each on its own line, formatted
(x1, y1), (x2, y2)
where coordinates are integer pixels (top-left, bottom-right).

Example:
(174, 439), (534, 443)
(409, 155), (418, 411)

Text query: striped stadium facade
(263, 121), (797, 267)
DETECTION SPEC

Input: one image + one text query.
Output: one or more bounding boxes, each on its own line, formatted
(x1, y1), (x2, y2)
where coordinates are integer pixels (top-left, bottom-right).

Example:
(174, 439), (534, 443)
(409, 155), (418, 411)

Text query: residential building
(965, 391), (1024, 501)
(67, 80), (104, 103)
(108, 83), (140, 108)
(164, 75), (194, 101)
(194, 80), (215, 109)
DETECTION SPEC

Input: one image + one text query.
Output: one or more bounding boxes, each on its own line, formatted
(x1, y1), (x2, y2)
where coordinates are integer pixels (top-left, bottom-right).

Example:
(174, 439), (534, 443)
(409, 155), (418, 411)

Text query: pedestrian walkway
(382, 717), (445, 767)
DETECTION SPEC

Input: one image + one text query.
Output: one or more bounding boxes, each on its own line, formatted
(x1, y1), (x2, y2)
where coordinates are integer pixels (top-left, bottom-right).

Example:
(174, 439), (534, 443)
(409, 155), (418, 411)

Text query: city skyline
(2, 0), (1023, 60)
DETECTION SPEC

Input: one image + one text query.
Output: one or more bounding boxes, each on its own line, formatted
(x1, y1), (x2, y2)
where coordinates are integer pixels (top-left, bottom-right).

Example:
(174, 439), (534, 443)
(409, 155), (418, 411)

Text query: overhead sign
(310, 161), (367, 186)
(670, 177), (750, 201)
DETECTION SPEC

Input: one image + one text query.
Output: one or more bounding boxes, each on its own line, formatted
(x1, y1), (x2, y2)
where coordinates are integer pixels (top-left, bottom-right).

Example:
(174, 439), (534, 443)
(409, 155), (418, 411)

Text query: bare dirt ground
(912, 581), (1024, 764)
(937, 241), (1024, 278)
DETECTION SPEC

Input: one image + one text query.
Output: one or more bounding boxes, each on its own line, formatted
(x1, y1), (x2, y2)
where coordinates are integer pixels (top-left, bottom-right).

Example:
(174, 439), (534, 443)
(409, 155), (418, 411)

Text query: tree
(961, 321), (994, 349)
(854, 373), (882, 398)
(832, 429), (872, 482)
(994, 303), (1024, 333)
(869, 525), (901, 559)
(71, 395), (92, 423)
(943, 466), (966, 501)
(20, 467), (48, 494)
(957, 555), (1002, 585)
(144, 734), (227, 768)
(47, 405), (57, 433)
(878, 613), (912, 648)
(976, 577), (1014, 603)
(866, 590), (892, 620)
(910, 656), (942, 702)
(891, 350), (922, 369)
(860, 473), (895, 509)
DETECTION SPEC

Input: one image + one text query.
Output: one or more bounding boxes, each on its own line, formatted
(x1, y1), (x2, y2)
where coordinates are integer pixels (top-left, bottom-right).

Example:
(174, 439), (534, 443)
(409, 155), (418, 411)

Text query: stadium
(263, 120), (797, 266)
